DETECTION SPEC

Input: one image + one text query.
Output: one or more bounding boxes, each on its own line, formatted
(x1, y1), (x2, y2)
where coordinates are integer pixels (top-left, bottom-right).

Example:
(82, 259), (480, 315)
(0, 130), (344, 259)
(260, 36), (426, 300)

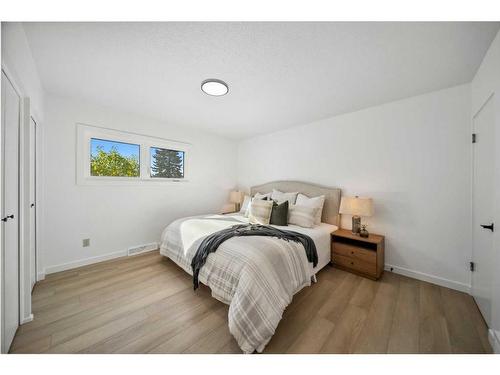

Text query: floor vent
(127, 242), (158, 256)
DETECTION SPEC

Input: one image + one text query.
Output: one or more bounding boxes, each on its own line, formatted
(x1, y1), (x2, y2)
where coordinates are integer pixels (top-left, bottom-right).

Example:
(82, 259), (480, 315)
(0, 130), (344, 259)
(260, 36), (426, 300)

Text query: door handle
(31, 203), (35, 208)
(480, 223), (494, 232)
(1, 214), (14, 222)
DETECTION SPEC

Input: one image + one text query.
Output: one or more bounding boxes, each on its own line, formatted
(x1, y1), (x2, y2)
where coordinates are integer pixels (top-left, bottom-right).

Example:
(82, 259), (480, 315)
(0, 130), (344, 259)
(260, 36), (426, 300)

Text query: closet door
(1, 71), (20, 352)
(472, 95), (495, 326)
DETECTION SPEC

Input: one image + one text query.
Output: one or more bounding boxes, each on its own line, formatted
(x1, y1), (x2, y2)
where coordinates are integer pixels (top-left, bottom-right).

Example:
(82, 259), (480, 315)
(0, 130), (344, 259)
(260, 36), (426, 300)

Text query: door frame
(471, 92), (495, 302)
(29, 116), (38, 290)
(0, 65), (42, 351)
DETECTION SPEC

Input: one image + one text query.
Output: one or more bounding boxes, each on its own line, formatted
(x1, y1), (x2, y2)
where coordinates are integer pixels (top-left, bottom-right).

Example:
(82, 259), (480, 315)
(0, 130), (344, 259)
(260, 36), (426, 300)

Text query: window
(77, 123), (189, 185)
(90, 138), (140, 177)
(150, 147), (184, 179)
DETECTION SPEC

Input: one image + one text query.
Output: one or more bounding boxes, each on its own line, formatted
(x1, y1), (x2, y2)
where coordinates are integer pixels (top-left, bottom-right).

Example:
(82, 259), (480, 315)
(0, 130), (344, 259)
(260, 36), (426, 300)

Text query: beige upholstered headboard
(250, 181), (342, 226)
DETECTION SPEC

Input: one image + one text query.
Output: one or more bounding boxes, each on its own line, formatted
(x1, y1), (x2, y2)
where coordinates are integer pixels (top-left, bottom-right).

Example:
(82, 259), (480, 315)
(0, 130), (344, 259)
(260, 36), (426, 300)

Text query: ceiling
(23, 22), (500, 139)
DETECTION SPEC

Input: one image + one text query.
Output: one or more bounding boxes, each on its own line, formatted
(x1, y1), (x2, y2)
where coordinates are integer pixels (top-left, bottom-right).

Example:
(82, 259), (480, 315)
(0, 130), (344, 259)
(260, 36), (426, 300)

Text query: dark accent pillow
(270, 200), (289, 226)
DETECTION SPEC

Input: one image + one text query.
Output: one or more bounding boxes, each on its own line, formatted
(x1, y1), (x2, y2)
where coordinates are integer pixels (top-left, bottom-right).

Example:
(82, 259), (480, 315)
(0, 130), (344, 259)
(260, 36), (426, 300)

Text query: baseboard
(44, 247), (159, 275)
(489, 329), (500, 354)
(385, 264), (471, 294)
(44, 249), (128, 275)
(21, 313), (34, 325)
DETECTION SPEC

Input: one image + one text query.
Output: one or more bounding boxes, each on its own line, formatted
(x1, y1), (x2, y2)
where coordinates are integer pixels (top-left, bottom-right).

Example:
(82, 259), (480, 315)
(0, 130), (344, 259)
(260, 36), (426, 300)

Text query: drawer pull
(351, 251), (354, 255)
(350, 261), (354, 265)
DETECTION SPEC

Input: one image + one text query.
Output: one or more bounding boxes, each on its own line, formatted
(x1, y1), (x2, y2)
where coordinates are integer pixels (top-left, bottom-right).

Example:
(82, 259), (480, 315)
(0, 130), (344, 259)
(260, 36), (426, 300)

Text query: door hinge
(470, 261), (475, 272)
(472, 133), (477, 143)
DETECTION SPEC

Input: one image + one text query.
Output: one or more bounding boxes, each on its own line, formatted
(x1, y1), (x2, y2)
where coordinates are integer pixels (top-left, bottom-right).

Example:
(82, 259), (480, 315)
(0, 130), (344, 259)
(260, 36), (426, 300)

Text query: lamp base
(351, 215), (361, 234)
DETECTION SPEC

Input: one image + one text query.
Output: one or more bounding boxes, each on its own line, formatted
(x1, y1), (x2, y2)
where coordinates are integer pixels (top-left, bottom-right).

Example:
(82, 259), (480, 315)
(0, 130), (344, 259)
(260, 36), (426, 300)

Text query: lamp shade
(229, 191), (243, 204)
(339, 196), (373, 217)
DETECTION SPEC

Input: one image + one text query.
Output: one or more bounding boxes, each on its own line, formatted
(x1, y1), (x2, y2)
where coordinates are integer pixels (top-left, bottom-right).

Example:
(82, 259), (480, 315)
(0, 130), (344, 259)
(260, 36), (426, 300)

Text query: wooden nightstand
(331, 229), (385, 280)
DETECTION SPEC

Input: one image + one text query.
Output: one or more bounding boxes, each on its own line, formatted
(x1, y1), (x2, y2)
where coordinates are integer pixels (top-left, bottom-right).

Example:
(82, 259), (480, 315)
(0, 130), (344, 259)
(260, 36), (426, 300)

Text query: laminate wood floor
(10, 251), (492, 354)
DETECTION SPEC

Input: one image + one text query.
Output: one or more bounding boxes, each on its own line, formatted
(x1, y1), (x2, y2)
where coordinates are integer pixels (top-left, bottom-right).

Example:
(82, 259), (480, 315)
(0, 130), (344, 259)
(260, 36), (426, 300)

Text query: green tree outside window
(90, 145), (140, 177)
(150, 147), (184, 178)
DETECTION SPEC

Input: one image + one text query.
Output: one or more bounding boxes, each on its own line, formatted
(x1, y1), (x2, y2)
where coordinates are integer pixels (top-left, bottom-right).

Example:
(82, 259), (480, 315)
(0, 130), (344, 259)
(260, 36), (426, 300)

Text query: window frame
(76, 123), (190, 185)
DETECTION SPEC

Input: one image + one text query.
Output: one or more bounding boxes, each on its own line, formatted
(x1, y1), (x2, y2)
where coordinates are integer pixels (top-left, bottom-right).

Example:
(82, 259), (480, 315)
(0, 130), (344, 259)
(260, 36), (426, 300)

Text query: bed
(159, 181), (341, 353)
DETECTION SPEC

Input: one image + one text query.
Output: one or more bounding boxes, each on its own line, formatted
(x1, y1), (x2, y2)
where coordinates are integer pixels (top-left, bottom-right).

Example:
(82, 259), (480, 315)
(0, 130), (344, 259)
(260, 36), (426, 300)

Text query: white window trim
(76, 123), (191, 185)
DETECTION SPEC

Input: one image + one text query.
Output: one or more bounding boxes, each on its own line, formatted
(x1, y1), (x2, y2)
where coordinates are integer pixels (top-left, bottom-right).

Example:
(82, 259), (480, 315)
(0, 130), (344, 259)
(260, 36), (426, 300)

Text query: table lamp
(339, 196), (373, 234)
(230, 191), (243, 212)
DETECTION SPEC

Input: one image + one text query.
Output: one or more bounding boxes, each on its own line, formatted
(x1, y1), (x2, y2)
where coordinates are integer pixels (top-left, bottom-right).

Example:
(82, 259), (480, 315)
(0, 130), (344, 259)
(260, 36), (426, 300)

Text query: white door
(472, 95), (495, 326)
(29, 117), (37, 289)
(1, 71), (20, 352)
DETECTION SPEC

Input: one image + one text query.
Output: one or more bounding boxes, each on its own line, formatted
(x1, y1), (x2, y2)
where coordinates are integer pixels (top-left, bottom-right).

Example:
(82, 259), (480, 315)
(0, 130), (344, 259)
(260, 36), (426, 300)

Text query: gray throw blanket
(191, 223), (318, 289)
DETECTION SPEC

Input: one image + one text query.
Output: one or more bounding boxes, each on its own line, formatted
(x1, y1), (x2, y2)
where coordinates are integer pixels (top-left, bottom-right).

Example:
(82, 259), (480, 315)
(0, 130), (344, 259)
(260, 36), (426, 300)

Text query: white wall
(1, 22), (44, 121)
(41, 94), (238, 274)
(471, 30), (500, 353)
(238, 84), (472, 292)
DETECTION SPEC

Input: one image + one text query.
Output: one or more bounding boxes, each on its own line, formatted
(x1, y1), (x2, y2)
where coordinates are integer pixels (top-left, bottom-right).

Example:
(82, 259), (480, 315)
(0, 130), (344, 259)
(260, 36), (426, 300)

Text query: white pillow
(254, 192), (271, 200)
(240, 195), (251, 214)
(288, 205), (319, 228)
(245, 192), (271, 217)
(248, 199), (273, 225)
(295, 193), (325, 225)
(271, 189), (298, 205)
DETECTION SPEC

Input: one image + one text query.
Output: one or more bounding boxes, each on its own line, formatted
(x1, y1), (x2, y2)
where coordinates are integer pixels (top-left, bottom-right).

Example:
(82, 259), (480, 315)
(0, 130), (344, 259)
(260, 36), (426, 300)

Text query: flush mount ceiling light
(201, 79), (229, 96)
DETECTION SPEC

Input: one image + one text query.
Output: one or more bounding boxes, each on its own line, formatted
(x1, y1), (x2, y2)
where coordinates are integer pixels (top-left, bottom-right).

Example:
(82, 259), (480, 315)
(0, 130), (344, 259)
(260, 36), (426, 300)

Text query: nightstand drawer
(332, 253), (377, 276)
(331, 229), (385, 280)
(332, 242), (376, 264)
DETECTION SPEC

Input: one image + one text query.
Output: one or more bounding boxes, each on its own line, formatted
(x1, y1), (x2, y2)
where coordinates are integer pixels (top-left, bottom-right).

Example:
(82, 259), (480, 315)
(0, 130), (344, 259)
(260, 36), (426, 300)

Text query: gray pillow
(270, 200), (289, 226)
